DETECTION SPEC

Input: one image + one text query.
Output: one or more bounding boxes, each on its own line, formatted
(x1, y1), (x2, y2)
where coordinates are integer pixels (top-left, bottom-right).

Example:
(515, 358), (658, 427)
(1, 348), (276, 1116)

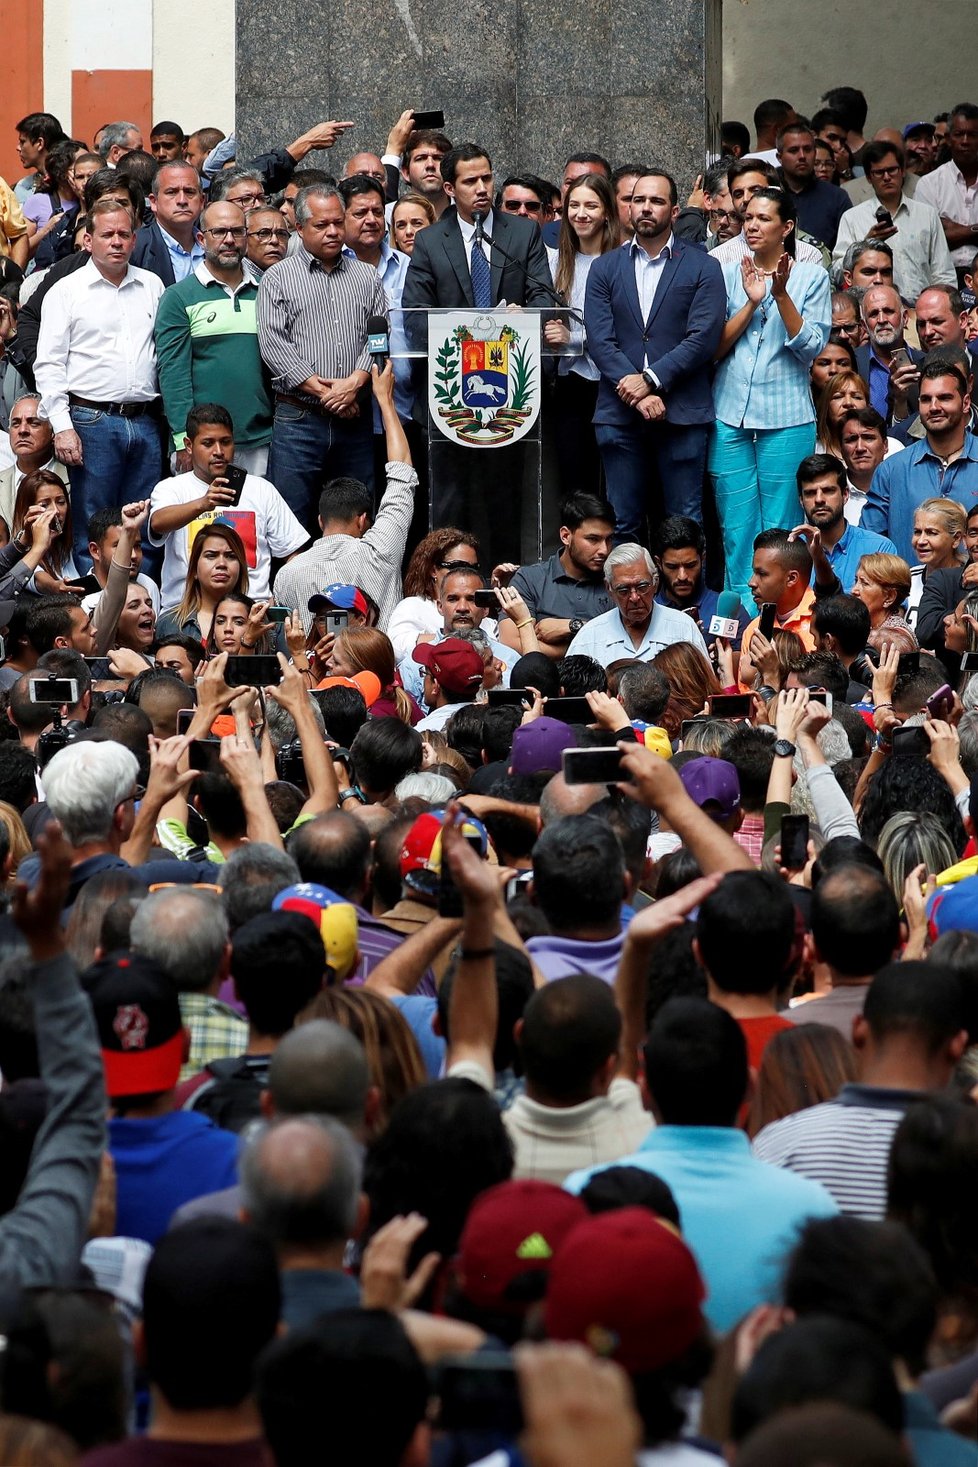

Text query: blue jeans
(268, 401), (375, 534)
(68, 406), (164, 572)
(595, 420), (708, 543)
(707, 421), (816, 603)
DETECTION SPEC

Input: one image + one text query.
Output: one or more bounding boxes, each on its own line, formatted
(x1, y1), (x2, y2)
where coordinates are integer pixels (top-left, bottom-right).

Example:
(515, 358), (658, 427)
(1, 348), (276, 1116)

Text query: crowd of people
(0, 84), (973, 1467)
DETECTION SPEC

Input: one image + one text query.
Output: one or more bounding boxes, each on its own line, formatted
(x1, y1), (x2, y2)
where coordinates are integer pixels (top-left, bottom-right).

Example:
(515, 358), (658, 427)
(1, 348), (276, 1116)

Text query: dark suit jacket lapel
(643, 245), (682, 332)
(489, 212), (510, 303)
(440, 211), (475, 306)
(618, 246), (646, 334)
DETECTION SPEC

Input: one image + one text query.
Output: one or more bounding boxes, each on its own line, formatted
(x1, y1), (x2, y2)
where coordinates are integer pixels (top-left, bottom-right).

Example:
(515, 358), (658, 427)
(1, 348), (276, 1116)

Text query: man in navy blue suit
(131, 161), (205, 286)
(585, 170), (726, 541)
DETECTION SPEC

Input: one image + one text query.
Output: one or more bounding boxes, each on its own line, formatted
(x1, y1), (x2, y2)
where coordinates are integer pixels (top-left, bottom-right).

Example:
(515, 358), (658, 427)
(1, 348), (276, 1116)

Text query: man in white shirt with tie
(34, 198), (165, 571)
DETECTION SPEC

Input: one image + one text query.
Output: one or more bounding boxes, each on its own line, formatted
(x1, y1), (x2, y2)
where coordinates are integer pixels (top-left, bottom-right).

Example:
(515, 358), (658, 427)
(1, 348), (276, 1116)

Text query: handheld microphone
(366, 314), (390, 370)
(708, 590), (742, 640)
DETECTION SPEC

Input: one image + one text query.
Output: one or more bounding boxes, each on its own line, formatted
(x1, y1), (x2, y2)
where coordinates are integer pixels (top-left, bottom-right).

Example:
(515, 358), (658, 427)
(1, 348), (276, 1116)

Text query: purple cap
(678, 756), (741, 818)
(509, 717), (577, 775)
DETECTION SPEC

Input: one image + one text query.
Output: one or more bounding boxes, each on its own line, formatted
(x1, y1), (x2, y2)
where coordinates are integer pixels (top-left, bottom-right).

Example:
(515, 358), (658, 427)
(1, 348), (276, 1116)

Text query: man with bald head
(856, 284), (923, 424)
(155, 197), (273, 475)
(241, 1115), (365, 1327)
(344, 152), (387, 188)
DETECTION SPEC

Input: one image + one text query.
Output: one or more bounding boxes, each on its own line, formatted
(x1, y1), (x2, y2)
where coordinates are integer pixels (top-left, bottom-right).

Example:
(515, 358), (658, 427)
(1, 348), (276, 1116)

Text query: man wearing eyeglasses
(565, 544), (708, 668)
(245, 206), (290, 278)
(155, 200), (274, 477)
(832, 141), (956, 305)
(132, 161), (206, 286)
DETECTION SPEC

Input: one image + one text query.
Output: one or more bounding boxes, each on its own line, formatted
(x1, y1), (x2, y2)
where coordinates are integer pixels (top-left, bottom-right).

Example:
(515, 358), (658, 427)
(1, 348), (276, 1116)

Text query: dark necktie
(470, 236), (491, 308)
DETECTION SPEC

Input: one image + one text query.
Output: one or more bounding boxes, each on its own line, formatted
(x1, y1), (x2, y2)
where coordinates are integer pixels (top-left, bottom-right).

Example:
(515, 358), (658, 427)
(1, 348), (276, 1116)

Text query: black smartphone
(176, 708), (196, 736)
(266, 605), (291, 624)
(29, 676), (78, 704)
(708, 693), (752, 719)
(221, 463), (248, 506)
(433, 1353), (523, 1436)
(806, 688), (833, 712)
(562, 746), (624, 785)
(83, 656), (114, 682)
(925, 683), (954, 720)
(473, 589), (498, 608)
(780, 813), (810, 870)
(412, 109), (446, 130)
(542, 695), (592, 724)
(486, 687), (531, 707)
(891, 724), (930, 758)
(960, 652), (978, 672)
(437, 854), (464, 917)
(897, 650), (920, 677)
(224, 654), (282, 687)
(189, 738), (223, 773)
(875, 205), (893, 226)
(682, 604), (701, 621)
(758, 603), (777, 640)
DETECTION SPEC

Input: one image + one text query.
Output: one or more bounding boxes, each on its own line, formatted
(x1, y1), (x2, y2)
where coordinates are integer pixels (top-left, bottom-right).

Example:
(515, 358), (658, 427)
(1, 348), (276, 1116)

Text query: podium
(391, 306), (581, 567)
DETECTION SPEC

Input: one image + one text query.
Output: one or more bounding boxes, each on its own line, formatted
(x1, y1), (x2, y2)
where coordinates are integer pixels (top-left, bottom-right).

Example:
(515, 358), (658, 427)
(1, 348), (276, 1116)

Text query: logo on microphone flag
(430, 312), (541, 447)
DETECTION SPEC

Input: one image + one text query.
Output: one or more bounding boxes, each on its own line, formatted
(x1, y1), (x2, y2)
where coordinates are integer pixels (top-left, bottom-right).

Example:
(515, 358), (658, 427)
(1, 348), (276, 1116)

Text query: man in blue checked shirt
(796, 453), (896, 592)
(861, 356), (978, 561)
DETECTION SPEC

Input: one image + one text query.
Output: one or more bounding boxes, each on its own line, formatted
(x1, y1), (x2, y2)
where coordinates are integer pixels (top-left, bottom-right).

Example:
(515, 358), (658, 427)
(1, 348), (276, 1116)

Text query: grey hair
(151, 160), (201, 195)
(453, 626), (491, 654)
(208, 167), (265, 203)
(265, 695), (326, 753)
(42, 741), (138, 846)
(681, 719), (737, 757)
(217, 842), (300, 931)
(294, 183), (344, 226)
(877, 811), (957, 902)
(956, 710), (978, 776)
(395, 772), (457, 803)
(603, 543), (658, 588)
(130, 888), (229, 993)
(97, 122), (140, 159)
(842, 238), (894, 276)
(240, 1115), (362, 1249)
(269, 1020), (370, 1127)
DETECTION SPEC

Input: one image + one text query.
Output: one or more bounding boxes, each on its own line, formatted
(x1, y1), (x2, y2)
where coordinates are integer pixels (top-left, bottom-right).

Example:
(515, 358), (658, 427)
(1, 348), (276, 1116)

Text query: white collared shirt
(915, 160), (978, 267)
(710, 231), (825, 266)
(457, 209), (495, 272)
(192, 259), (257, 300)
(631, 231), (675, 326)
(35, 258), (164, 434)
(831, 193), (957, 301)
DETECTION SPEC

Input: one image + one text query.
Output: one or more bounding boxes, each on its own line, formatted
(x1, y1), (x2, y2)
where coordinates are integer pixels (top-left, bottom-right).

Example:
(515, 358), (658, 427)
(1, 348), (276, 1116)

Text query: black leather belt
(68, 395), (160, 418)
(275, 392), (337, 418)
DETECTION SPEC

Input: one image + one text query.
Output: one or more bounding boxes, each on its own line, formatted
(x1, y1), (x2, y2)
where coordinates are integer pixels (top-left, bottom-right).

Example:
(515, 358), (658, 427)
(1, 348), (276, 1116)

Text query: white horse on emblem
(465, 375), (505, 401)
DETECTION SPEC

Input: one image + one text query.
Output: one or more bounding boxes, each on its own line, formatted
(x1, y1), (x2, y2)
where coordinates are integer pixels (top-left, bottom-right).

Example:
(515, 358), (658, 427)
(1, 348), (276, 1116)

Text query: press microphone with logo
(366, 315), (390, 370)
(709, 590), (743, 640)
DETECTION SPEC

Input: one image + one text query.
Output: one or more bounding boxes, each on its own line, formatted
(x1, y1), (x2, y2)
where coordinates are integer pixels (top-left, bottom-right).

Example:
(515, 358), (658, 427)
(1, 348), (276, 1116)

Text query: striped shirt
(752, 1082), (921, 1218)
(256, 244), (386, 397)
(713, 259), (832, 430)
(710, 231), (825, 267)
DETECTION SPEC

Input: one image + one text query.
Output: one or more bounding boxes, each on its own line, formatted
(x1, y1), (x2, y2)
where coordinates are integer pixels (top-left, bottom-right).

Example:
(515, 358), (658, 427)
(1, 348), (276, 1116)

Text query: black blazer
(401, 207), (554, 313)
(131, 221), (177, 286)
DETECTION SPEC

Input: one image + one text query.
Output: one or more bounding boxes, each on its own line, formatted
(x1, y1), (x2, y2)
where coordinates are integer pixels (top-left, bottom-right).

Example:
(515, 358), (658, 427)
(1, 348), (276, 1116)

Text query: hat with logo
(678, 755), (741, 819)
(308, 583), (371, 618)
(411, 637), (484, 695)
(314, 671), (382, 707)
(398, 808), (489, 897)
(456, 1180), (588, 1315)
(83, 952), (185, 1098)
(509, 716), (577, 775)
(272, 883), (359, 981)
(544, 1207), (706, 1374)
(631, 721), (673, 759)
(903, 121), (936, 140)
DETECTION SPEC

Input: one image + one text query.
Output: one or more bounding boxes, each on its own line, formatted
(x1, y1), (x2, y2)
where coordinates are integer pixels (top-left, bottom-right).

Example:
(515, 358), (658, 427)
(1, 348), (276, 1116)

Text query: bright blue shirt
(345, 241), (412, 425)
(564, 1125), (838, 1331)
(158, 225), (205, 283)
(861, 432), (978, 562)
(110, 1110), (240, 1245)
(713, 260), (831, 430)
(821, 521), (898, 593)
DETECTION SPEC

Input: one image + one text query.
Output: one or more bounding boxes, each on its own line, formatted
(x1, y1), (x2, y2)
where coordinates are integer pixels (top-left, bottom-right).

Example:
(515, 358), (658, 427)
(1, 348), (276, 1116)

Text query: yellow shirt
(0, 178), (28, 256)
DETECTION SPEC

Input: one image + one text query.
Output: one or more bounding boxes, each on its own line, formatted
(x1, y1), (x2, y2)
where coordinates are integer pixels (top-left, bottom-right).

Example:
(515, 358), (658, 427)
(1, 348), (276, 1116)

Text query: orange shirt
(740, 587), (817, 690)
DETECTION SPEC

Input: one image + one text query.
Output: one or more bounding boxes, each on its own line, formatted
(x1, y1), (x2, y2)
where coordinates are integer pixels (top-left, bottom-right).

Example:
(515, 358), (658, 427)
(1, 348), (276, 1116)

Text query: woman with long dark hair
(155, 522), (250, 648)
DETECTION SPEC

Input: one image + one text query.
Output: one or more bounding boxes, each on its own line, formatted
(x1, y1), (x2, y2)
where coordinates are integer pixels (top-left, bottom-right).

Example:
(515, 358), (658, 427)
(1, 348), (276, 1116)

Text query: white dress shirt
(34, 259), (164, 434)
(915, 160), (978, 268)
(710, 231), (825, 267)
(457, 210), (494, 273)
(831, 194), (956, 301)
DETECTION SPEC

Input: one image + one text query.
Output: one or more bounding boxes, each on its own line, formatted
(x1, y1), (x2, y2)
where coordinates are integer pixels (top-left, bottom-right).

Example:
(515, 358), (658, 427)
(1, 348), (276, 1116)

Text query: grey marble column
(236, 0), (721, 187)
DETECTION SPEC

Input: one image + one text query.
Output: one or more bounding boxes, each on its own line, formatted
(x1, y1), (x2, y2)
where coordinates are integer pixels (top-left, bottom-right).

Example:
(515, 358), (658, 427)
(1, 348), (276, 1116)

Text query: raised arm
(617, 741), (754, 873)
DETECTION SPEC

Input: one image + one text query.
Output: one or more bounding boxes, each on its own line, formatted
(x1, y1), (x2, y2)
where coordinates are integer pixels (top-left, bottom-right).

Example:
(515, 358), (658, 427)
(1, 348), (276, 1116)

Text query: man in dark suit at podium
(402, 143), (554, 313)
(585, 170), (726, 541)
(402, 143), (557, 563)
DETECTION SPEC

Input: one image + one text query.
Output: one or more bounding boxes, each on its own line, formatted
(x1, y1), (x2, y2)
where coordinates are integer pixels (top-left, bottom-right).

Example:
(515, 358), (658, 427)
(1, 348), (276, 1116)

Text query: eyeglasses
(120, 785), (146, 806)
(869, 164), (902, 177)
(248, 228), (289, 241)
(229, 192), (266, 207)
(204, 226), (246, 239)
(709, 208), (737, 221)
(611, 580), (654, 596)
(438, 559), (481, 572)
(502, 199), (542, 213)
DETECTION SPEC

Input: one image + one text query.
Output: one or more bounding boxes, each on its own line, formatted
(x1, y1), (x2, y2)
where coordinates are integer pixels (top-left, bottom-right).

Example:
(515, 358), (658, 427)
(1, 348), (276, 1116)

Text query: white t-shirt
(149, 470), (307, 610)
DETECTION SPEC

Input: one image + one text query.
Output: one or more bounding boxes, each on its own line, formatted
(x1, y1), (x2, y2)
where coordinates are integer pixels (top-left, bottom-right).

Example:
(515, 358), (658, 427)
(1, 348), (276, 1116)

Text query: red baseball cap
(411, 637), (483, 695)
(544, 1207), (706, 1373)
(456, 1180), (588, 1315)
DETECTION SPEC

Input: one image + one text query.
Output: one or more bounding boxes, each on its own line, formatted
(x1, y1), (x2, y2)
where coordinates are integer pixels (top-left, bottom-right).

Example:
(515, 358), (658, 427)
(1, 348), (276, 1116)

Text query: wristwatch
(568, 618), (584, 635)
(772, 738), (796, 758)
(641, 368), (660, 390)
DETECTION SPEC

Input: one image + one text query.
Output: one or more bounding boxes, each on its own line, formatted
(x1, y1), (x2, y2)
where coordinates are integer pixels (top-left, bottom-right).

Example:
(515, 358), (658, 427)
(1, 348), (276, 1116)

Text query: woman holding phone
(9, 469), (80, 594)
(708, 187), (832, 601)
(156, 522), (251, 650)
(325, 627), (422, 724)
